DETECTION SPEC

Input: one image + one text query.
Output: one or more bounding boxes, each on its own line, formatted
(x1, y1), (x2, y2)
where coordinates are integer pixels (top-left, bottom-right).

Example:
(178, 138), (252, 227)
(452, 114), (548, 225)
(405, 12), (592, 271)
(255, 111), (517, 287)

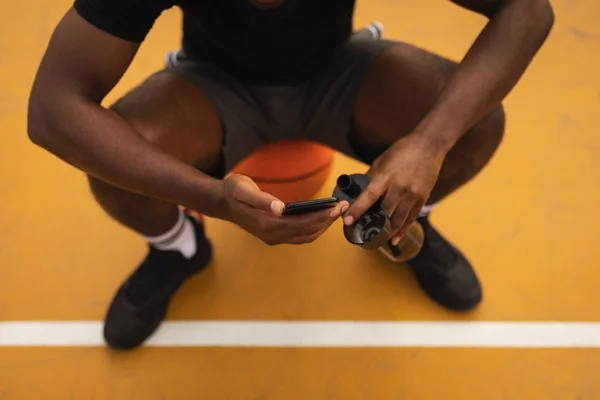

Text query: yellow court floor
(1, 0), (600, 398)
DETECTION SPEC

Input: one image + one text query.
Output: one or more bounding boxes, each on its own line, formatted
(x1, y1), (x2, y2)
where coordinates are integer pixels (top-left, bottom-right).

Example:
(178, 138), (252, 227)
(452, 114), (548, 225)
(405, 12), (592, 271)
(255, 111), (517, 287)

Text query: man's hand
(220, 174), (349, 246)
(344, 135), (444, 245)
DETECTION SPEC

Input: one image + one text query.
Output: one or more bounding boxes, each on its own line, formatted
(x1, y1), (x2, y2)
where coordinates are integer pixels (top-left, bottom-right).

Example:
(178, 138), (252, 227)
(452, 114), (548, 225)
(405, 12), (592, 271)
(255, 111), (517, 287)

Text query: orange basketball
(230, 140), (334, 204)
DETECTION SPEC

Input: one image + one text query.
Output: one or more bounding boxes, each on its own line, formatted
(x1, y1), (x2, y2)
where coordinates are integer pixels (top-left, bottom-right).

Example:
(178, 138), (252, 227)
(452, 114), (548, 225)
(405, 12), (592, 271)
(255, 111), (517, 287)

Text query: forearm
(28, 96), (224, 217)
(414, 0), (554, 153)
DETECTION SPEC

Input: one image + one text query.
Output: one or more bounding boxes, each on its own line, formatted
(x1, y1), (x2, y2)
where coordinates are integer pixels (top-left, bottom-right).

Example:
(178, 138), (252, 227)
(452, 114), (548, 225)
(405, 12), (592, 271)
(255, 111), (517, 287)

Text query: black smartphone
(283, 197), (339, 215)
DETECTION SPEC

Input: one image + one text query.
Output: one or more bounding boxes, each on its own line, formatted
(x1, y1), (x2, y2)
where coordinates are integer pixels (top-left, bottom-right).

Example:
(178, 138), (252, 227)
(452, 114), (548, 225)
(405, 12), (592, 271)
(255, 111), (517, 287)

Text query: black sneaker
(406, 216), (482, 311)
(103, 215), (212, 349)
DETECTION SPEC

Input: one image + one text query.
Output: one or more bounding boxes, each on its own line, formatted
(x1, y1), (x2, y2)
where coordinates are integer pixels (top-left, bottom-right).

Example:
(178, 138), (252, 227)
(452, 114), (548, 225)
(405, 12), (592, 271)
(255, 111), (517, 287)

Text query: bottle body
(377, 221), (424, 262)
(333, 173), (424, 262)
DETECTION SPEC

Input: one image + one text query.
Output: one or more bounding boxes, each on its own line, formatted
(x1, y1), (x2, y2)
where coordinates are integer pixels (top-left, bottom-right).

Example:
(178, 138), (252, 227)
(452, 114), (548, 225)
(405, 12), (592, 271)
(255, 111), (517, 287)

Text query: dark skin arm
(345, 0), (555, 243)
(28, 9), (347, 245)
(416, 0), (555, 153)
(28, 9), (223, 216)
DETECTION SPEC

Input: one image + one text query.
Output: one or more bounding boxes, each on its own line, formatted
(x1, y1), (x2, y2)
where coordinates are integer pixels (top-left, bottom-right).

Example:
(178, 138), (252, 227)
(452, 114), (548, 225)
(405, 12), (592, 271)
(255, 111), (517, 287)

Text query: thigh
(307, 37), (502, 173)
(302, 38), (452, 158)
(350, 40), (503, 170)
(301, 37), (385, 154)
(87, 70), (226, 224)
(109, 55), (271, 176)
(353, 41), (459, 147)
(108, 70), (224, 173)
(353, 41), (457, 153)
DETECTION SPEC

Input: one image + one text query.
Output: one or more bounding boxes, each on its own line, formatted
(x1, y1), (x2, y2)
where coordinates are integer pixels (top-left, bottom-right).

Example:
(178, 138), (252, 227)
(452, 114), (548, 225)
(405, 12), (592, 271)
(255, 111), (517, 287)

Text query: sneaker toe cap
(103, 292), (167, 350)
(437, 258), (483, 311)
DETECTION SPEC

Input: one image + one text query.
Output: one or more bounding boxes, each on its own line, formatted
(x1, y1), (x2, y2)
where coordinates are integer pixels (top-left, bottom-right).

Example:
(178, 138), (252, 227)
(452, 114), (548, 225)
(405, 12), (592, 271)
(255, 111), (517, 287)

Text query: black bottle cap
(336, 174), (361, 198)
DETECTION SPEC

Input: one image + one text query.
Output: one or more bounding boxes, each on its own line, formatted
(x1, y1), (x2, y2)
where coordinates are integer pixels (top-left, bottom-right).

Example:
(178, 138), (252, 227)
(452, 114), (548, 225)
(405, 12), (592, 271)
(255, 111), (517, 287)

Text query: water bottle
(332, 173), (424, 262)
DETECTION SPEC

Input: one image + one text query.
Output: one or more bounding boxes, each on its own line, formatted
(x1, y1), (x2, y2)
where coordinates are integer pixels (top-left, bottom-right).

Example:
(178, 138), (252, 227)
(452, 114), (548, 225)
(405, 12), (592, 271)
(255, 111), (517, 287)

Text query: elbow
(534, 0), (555, 46)
(27, 101), (45, 147)
(493, 0), (555, 30)
(27, 95), (58, 151)
(531, 0), (554, 32)
(454, 0), (554, 26)
(27, 103), (49, 148)
(526, 0), (555, 34)
(504, 0), (555, 43)
(27, 121), (46, 149)
(542, 0), (555, 35)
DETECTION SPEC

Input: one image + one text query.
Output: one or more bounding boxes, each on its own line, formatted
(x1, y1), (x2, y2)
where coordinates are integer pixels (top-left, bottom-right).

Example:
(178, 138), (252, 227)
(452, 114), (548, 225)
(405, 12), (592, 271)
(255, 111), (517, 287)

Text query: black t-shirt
(73, 0), (355, 84)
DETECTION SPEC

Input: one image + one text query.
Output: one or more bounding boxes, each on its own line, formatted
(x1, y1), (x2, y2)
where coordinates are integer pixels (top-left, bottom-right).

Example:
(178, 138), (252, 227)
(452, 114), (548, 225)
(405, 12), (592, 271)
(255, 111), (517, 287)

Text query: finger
(365, 165), (376, 178)
(233, 178), (285, 216)
(380, 185), (403, 219)
(278, 201), (349, 242)
(390, 206), (422, 246)
(389, 198), (414, 239)
(343, 180), (386, 226)
(292, 200), (348, 223)
(395, 205), (422, 243)
(286, 227), (328, 245)
(285, 206), (342, 236)
(330, 200), (350, 218)
(390, 202), (421, 245)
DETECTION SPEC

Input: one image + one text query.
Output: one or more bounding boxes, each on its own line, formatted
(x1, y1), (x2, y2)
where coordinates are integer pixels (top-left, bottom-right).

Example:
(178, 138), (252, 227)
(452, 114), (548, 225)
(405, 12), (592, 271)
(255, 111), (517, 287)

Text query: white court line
(2, 321), (600, 348)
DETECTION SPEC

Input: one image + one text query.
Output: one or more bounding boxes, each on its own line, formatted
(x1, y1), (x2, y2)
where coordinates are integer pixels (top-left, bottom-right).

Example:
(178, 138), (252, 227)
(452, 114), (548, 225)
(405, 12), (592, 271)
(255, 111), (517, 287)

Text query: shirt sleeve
(73, 0), (174, 43)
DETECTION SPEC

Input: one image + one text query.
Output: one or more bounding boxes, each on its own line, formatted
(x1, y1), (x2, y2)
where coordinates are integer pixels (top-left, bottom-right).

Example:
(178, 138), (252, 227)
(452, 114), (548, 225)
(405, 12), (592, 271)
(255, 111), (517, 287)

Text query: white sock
(366, 21), (384, 39)
(143, 209), (197, 259)
(419, 204), (435, 218)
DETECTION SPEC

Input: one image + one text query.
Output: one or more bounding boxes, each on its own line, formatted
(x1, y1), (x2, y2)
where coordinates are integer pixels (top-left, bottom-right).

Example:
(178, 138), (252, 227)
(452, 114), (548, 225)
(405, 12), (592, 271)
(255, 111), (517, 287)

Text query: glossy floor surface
(1, 0), (599, 398)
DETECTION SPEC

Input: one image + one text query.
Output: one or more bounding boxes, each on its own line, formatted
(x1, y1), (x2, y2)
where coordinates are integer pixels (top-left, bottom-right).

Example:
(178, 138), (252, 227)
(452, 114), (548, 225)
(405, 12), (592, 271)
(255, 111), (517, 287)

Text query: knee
(448, 104), (505, 180)
(109, 97), (144, 134)
(87, 175), (171, 220)
(108, 90), (157, 145)
(110, 96), (136, 120)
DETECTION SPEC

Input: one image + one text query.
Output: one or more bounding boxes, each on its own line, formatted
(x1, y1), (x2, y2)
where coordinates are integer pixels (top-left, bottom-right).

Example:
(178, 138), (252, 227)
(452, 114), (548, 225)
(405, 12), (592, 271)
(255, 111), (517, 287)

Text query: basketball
(230, 140), (334, 203)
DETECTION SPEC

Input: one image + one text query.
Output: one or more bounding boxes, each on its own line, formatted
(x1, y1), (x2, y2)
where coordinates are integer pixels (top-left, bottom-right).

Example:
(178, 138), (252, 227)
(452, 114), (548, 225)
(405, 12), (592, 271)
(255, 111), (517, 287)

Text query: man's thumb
(234, 178), (285, 215)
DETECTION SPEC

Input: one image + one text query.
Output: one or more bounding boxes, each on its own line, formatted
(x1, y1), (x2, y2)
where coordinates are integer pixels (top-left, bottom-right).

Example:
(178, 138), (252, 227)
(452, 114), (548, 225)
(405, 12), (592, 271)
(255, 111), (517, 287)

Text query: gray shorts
(164, 32), (394, 173)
